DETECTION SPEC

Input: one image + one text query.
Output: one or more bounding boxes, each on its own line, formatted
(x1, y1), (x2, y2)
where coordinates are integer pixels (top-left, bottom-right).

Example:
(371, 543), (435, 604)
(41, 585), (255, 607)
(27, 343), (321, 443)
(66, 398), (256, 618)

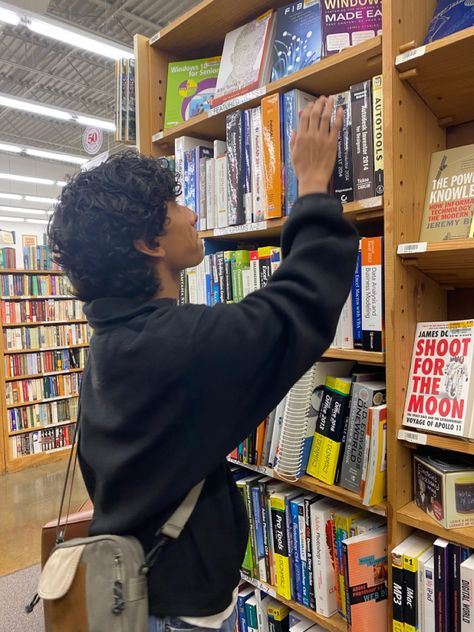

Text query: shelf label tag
(209, 87), (267, 117)
(243, 574), (277, 598)
(398, 429), (428, 445)
(214, 220), (267, 236)
(397, 242), (427, 255)
(152, 131), (164, 142)
(357, 196), (383, 209)
(396, 45), (426, 66)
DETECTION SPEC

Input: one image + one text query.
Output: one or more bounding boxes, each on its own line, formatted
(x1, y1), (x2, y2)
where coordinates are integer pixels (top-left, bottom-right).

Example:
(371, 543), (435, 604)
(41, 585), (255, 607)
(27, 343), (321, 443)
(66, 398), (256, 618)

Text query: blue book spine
(283, 91), (298, 217)
(205, 258), (212, 306)
(251, 485), (266, 583)
(298, 502), (310, 608)
(237, 593), (250, 632)
(352, 246), (363, 348)
(195, 146), (213, 230)
(424, 1), (474, 44)
(184, 150), (196, 211)
(290, 499), (303, 604)
(242, 109), (253, 224)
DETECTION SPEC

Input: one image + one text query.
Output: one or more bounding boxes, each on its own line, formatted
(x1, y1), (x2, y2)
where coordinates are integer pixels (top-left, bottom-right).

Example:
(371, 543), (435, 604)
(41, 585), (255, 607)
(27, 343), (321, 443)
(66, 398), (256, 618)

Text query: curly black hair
(48, 150), (180, 302)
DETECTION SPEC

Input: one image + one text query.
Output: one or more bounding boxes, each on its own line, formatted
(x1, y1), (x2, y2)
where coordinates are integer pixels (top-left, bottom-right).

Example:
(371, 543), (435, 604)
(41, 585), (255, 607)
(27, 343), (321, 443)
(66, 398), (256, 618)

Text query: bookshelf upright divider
(0, 269), (90, 473)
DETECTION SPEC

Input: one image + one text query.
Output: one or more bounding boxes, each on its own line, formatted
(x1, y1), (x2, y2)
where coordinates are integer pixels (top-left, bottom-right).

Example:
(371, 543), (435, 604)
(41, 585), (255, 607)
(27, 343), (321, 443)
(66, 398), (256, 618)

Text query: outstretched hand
(290, 96), (343, 197)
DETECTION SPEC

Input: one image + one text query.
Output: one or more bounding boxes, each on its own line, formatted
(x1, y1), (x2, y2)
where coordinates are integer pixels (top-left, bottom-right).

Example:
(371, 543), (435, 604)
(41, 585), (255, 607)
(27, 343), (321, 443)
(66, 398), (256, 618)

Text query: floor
(0, 460), (89, 576)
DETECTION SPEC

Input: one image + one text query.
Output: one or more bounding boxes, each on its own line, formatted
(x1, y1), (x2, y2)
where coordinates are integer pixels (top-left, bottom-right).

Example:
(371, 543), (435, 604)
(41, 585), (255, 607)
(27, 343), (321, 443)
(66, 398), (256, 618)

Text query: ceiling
(0, 0), (200, 158)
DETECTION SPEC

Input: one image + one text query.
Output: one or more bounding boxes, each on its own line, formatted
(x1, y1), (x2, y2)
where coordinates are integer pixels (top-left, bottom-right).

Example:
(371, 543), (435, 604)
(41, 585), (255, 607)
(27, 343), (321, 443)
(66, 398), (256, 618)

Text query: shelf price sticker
(357, 196), (383, 209)
(243, 574), (276, 598)
(214, 220), (268, 236)
(396, 45), (426, 66)
(398, 429), (428, 445)
(209, 87), (267, 117)
(397, 242), (428, 255)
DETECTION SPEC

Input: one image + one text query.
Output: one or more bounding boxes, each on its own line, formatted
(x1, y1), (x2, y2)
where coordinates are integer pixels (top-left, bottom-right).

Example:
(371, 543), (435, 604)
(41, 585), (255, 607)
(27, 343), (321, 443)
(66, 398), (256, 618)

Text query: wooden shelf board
(399, 239), (474, 287)
(228, 458), (386, 517)
(152, 37), (382, 146)
(1, 295), (73, 300)
(6, 368), (84, 382)
(4, 344), (89, 355)
(2, 319), (86, 328)
(9, 419), (76, 437)
(0, 269), (63, 275)
(397, 502), (474, 549)
(150, 0), (292, 57)
(396, 26), (474, 127)
(322, 348), (385, 364)
(7, 393), (79, 409)
(242, 574), (347, 632)
(199, 198), (384, 240)
(398, 428), (474, 455)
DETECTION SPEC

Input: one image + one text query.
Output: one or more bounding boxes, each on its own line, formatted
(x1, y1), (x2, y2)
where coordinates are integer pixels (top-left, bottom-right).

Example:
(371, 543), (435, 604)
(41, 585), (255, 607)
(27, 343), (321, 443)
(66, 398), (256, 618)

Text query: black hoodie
(79, 193), (359, 617)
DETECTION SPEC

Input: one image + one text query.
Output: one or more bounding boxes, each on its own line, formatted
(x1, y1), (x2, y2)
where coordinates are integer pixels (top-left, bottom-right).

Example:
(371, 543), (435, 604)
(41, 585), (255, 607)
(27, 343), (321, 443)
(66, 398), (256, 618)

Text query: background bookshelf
(133, 1), (474, 630)
(0, 269), (90, 473)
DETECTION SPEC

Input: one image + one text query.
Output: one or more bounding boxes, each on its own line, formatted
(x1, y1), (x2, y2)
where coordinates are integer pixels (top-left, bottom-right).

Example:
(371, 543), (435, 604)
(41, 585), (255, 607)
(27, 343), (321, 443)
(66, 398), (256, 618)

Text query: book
(304, 495), (320, 611)
(262, 93), (284, 219)
(290, 498), (304, 604)
(332, 90), (354, 204)
(270, 488), (300, 599)
(461, 554), (474, 632)
(242, 109), (253, 224)
(372, 75), (384, 196)
(402, 319), (474, 438)
(342, 528), (387, 630)
(417, 547), (434, 632)
(250, 107), (265, 222)
(175, 137), (212, 206)
(434, 538), (450, 632)
(215, 154), (228, 228)
(238, 586), (255, 632)
(360, 404), (387, 507)
(414, 451), (474, 529)
(351, 81), (375, 201)
(448, 544), (472, 632)
(271, 1), (322, 81)
(195, 146), (214, 229)
(212, 11), (275, 107)
(424, 554), (436, 632)
(351, 242), (363, 349)
(320, 0), (382, 56)
(339, 380), (386, 493)
(419, 144), (474, 241)
(252, 481), (269, 583)
(283, 90), (316, 215)
(246, 595), (259, 632)
(266, 599), (290, 632)
(205, 158), (216, 230)
(226, 111), (245, 225)
(334, 506), (365, 617)
(361, 237), (384, 352)
(403, 535), (434, 632)
(424, 1), (474, 43)
(164, 57), (221, 129)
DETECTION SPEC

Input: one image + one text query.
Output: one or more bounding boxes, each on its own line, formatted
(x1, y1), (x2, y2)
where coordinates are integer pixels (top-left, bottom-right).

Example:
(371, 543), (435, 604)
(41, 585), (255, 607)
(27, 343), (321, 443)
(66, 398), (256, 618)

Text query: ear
(133, 238), (165, 258)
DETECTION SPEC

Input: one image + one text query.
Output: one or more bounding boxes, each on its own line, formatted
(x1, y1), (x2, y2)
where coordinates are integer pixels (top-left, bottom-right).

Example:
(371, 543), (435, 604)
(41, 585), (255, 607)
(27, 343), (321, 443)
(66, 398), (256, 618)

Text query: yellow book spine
(316, 436), (340, 484)
(262, 94), (282, 219)
(369, 414), (387, 505)
(270, 495), (291, 600)
(306, 433), (323, 479)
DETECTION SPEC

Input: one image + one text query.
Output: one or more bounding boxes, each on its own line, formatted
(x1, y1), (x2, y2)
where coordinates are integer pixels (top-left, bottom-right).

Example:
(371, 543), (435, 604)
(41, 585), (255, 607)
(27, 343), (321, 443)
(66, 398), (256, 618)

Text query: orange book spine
(255, 418), (267, 465)
(262, 93), (283, 219)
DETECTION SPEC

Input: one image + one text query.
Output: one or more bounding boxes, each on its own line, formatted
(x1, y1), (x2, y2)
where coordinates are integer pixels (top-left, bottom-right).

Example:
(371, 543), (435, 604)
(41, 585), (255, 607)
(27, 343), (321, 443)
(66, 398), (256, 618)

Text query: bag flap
(38, 544), (86, 600)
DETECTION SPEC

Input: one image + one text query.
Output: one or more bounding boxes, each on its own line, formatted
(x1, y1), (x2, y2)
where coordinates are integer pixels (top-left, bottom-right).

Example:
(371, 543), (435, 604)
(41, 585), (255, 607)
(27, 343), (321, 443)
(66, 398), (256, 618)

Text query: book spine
(259, 480), (272, 584)
(298, 503), (310, 608)
(342, 541), (351, 624)
(245, 601), (258, 631)
(291, 500), (304, 604)
(339, 385), (373, 493)
(404, 553), (420, 632)
(226, 111), (245, 225)
(311, 505), (338, 617)
(238, 594), (250, 632)
(246, 480), (259, 579)
(351, 244), (363, 349)
(271, 496), (292, 600)
(351, 81), (375, 200)
(215, 155), (228, 228)
(434, 541), (449, 632)
(238, 484), (254, 577)
(259, 251), (272, 289)
(424, 557), (436, 632)
(252, 485), (267, 583)
(216, 252), (225, 303)
(282, 91), (297, 216)
(250, 107), (265, 222)
(332, 91), (354, 203)
(316, 389), (351, 485)
(262, 93), (283, 219)
(461, 558), (474, 632)
(361, 237), (384, 352)
(372, 75), (384, 196)
(392, 552), (405, 632)
(334, 403), (351, 486)
(184, 149), (196, 210)
(242, 109), (253, 224)
(224, 251), (233, 302)
(285, 494), (297, 601)
(206, 158), (215, 230)
(304, 497), (316, 611)
(449, 544), (462, 632)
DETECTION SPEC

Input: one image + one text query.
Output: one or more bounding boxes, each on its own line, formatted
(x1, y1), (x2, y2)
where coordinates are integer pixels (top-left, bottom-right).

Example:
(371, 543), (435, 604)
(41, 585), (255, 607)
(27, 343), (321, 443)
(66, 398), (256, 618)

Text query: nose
(190, 210), (198, 226)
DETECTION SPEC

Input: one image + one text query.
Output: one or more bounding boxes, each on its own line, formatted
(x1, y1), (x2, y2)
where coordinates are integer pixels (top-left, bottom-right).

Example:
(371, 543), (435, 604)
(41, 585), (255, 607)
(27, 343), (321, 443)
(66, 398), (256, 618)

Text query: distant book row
(3, 323), (90, 352)
(391, 531), (474, 632)
(0, 245), (61, 271)
(8, 396), (78, 434)
(173, 78), (382, 232)
(4, 347), (87, 380)
(231, 465), (387, 629)
(237, 588), (325, 632)
(5, 372), (81, 406)
(0, 274), (72, 298)
(163, 1), (382, 128)
(231, 360), (386, 505)
(10, 422), (75, 458)
(1, 298), (84, 325)
(115, 58), (136, 144)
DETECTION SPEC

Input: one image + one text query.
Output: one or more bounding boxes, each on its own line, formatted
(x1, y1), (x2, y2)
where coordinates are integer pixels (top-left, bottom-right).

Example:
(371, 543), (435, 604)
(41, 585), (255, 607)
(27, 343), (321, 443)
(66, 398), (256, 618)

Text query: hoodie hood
(83, 296), (176, 330)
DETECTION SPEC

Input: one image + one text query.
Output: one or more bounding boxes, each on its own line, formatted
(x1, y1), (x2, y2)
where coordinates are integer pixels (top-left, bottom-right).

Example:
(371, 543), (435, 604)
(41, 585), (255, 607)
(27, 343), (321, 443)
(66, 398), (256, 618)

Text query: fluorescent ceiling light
(26, 219), (48, 225)
(25, 195), (57, 204)
(0, 94), (72, 121)
(27, 17), (134, 61)
(0, 92), (115, 131)
(0, 7), (19, 26)
(0, 216), (21, 222)
(0, 172), (56, 186)
(56, 181), (67, 187)
(0, 206), (46, 215)
(0, 192), (22, 200)
(0, 142), (21, 153)
(25, 148), (87, 165)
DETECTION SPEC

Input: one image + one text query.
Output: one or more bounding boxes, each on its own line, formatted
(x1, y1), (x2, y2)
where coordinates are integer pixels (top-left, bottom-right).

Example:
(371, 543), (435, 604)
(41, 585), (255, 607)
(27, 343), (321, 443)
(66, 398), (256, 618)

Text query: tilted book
(424, 1), (474, 44)
(332, 90), (354, 203)
(402, 319), (474, 438)
(419, 144), (474, 242)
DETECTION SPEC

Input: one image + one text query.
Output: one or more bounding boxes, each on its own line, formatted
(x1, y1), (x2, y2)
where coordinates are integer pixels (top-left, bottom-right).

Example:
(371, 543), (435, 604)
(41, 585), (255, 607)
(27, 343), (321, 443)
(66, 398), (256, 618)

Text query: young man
(49, 97), (358, 631)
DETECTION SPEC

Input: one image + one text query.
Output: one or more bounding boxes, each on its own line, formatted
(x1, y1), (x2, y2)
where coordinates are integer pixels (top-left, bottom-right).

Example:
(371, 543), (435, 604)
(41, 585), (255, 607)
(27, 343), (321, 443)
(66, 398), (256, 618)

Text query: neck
(153, 264), (181, 301)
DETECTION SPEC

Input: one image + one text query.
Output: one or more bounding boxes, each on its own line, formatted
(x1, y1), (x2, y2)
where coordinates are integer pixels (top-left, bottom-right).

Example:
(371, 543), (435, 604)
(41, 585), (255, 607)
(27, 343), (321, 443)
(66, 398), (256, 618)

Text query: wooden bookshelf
(395, 26), (474, 127)
(398, 239), (474, 287)
(398, 428), (474, 455)
(0, 268), (88, 472)
(134, 1), (474, 629)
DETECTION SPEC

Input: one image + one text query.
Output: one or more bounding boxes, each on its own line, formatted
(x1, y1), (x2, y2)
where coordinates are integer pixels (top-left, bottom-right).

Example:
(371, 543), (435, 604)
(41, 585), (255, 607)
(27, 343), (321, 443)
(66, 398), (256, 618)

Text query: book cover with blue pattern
(425, 1), (474, 44)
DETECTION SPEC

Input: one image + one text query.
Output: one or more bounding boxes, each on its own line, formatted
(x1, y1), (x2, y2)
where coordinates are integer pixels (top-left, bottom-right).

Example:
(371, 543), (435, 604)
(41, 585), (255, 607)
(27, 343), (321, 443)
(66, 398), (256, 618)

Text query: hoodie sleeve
(186, 193), (359, 470)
